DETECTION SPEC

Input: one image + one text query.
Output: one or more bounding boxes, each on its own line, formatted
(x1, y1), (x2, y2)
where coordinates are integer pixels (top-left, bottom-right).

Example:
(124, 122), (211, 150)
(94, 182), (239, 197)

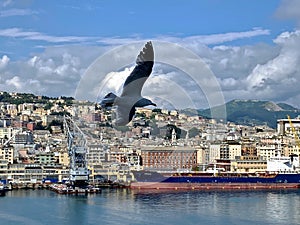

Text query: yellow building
(6, 163), (26, 183)
(0, 146), (14, 164)
(228, 141), (242, 160)
(0, 160), (8, 178)
(0, 127), (14, 139)
(58, 152), (70, 167)
(231, 156), (267, 173)
(135, 107), (153, 117)
(33, 107), (48, 116)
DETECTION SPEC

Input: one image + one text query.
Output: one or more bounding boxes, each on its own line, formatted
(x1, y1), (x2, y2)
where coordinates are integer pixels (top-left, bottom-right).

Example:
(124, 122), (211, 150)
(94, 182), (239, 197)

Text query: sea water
(0, 189), (299, 225)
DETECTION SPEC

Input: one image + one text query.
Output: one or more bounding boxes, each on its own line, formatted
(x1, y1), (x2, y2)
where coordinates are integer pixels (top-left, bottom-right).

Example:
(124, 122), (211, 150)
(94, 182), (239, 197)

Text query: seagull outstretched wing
(101, 41), (156, 126)
(120, 41), (154, 97)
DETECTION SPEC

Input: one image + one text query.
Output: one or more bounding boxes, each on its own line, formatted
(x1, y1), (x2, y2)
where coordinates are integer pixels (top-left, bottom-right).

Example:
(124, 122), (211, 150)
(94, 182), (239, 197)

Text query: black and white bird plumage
(101, 41), (156, 126)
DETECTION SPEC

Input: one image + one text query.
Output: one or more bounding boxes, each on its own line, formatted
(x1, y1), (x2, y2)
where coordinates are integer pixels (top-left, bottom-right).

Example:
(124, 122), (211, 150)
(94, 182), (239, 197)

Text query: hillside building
(277, 118), (300, 136)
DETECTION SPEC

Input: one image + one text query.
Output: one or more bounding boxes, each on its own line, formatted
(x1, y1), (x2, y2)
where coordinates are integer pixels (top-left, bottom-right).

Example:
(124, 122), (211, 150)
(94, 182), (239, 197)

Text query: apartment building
(140, 146), (198, 170)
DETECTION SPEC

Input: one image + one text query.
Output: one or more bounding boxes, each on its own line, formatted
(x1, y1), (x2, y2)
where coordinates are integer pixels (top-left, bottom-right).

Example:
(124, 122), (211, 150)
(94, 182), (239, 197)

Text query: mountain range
(196, 100), (300, 128)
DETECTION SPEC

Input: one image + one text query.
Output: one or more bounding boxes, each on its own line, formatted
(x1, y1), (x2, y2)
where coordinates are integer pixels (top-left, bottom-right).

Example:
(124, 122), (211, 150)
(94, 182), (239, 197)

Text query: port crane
(64, 115), (89, 187)
(287, 115), (300, 150)
(1, 129), (21, 147)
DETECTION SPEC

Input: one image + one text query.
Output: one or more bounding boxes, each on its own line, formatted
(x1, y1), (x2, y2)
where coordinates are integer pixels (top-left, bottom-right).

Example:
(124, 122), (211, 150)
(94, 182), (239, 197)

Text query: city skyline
(1, 1), (300, 109)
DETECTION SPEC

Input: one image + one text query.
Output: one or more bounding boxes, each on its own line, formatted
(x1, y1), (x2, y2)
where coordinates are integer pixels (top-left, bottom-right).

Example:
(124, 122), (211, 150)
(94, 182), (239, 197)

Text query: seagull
(101, 41), (156, 126)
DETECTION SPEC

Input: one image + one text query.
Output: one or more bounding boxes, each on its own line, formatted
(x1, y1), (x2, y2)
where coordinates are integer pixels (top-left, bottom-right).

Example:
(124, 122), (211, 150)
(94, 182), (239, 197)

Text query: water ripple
(1, 189), (300, 225)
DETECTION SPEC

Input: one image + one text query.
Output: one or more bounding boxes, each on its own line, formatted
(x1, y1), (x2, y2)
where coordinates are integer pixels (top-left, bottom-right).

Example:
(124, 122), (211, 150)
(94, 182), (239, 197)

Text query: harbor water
(1, 189), (300, 225)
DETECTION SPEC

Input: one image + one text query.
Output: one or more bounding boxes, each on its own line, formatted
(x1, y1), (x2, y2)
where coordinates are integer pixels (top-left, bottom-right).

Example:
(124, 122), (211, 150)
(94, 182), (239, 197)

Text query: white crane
(1, 129), (21, 147)
(64, 115), (89, 187)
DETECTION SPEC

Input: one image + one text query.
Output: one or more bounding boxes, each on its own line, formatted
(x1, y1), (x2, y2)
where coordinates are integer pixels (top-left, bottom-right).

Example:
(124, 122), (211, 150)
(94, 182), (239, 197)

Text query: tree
(188, 127), (200, 138)
(165, 124), (181, 140)
(44, 102), (53, 110)
(35, 121), (45, 130)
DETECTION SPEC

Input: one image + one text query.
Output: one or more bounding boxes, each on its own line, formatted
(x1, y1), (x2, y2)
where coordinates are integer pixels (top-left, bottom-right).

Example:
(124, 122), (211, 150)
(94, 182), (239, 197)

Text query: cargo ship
(131, 153), (300, 190)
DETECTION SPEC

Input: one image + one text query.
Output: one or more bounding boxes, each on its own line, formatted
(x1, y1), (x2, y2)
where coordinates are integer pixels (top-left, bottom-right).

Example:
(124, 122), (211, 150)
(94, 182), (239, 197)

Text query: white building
(209, 144), (221, 163)
(277, 118), (300, 136)
(267, 153), (299, 172)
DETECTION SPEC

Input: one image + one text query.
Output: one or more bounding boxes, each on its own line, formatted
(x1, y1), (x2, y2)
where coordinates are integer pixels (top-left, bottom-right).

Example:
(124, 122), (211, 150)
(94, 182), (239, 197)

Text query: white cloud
(97, 28), (270, 46)
(0, 27), (264, 46)
(244, 30), (300, 104)
(0, 46), (100, 97)
(27, 56), (39, 67)
(273, 30), (300, 45)
(96, 67), (202, 109)
(2, 28), (300, 109)
(2, 0), (12, 7)
(276, 0), (300, 26)
(179, 28), (270, 45)
(5, 76), (22, 89)
(0, 75), (44, 95)
(0, 55), (10, 69)
(0, 27), (268, 47)
(101, 68), (132, 95)
(0, 8), (37, 17)
(0, 28), (96, 43)
(218, 77), (237, 88)
(246, 51), (297, 89)
(54, 64), (70, 76)
(0, 26), (270, 49)
(143, 72), (199, 109)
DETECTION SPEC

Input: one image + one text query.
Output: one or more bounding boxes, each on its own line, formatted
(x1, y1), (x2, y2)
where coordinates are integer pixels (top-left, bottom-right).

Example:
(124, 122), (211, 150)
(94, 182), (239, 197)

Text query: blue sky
(0, 0), (292, 57)
(1, 0), (300, 109)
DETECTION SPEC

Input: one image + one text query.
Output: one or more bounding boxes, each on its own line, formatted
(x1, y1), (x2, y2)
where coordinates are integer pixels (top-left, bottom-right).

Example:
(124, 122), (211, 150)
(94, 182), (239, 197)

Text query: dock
(49, 184), (101, 195)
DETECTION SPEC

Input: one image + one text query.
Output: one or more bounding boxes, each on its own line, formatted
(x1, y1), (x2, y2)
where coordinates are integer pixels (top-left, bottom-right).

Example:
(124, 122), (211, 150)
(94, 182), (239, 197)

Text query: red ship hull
(130, 181), (300, 190)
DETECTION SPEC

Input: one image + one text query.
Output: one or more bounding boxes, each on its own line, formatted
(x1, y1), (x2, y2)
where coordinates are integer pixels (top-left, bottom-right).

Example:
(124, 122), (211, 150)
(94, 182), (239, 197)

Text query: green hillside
(197, 100), (300, 128)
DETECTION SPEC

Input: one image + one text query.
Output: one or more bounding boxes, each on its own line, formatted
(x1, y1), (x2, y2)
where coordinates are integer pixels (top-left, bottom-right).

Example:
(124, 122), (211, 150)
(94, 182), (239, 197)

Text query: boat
(131, 170), (300, 190)
(0, 183), (6, 196)
(49, 184), (101, 195)
(130, 153), (300, 190)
